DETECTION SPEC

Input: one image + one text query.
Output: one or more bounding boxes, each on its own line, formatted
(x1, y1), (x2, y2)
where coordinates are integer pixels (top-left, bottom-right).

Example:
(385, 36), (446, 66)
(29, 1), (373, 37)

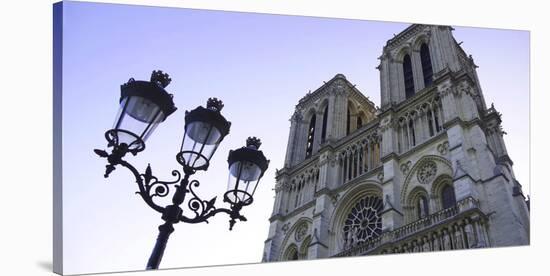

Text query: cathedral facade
(262, 24), (529, 262)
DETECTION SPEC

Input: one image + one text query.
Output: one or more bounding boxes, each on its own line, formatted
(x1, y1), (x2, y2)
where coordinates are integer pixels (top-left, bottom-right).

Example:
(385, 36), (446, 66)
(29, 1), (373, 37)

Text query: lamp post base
(146, 222), (174, 270)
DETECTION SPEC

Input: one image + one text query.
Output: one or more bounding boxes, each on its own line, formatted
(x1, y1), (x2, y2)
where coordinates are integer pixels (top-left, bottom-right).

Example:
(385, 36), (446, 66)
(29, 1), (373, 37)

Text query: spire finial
(246, 137), (262, 149)
(150, 70), (171, 88)
(207, 97), (224, 111)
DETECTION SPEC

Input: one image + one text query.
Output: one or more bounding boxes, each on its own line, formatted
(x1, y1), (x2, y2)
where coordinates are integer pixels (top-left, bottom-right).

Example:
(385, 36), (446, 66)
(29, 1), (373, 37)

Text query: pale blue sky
(59, 1), (529, 274)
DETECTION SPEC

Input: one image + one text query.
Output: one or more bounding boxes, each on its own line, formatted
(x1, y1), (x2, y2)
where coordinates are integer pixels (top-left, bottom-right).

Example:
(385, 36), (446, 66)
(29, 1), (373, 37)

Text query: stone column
(263, 219), (284, 261)
(412, 49), (425, 91)
(379, 55), (391, 108)
(308, 194), (331, 259)
(326, 94), (336, 140)
(294, 120), (308, 164)
(313, 110), (324, 153)
(427, 27), (444, 74)
(380, 158), (404, 231)
(284, 112), (301, 167)
(463, 219), (477, 248)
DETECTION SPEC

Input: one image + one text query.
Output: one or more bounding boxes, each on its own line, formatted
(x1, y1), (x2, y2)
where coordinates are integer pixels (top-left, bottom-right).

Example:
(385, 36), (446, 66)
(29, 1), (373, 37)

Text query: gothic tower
(262, 24), (529, 262)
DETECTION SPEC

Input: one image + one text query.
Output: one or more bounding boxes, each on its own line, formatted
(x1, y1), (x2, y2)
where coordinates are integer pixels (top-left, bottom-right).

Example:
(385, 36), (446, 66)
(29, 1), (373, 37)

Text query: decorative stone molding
(290, 109), (303, 122)
(379, 116), (393, 131)
(437, 141), (449, 155)
(282, 222), (290, 234)
(400, 160), (412, 174)
(295, 223), (308, 242)
(385, 24), (430, 51)
(329, 192), (340, 205)
(377, 171), (384, 182)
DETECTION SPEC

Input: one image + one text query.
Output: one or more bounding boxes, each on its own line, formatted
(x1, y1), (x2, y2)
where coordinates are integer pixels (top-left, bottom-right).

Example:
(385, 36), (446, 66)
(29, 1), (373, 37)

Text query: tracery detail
(343, 196), (383, 249)
(295, 223), (308, 242)
(417, 161), (437, 184)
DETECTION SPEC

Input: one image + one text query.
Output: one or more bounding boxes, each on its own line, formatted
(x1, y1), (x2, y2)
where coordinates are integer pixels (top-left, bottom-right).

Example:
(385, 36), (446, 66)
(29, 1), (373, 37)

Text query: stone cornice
(383, 24), (449, 52)
(295, 73), (377, 112)
(269, 201), (316, 222)
(333, 119), (381, 151)
(276, 155), (319, 180)
(396, 132), (447, 160)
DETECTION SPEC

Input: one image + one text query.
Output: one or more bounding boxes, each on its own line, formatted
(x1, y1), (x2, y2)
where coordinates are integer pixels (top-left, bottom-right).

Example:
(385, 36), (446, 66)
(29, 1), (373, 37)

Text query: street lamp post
(94, 70), (269, 270)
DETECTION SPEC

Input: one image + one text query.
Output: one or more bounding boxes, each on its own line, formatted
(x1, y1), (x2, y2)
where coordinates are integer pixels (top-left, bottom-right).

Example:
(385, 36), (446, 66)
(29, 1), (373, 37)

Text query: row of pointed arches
(339, 137), (382, 184)
(303, 99), (372, 159)
(283, 167), (320, 213)
(396, 99), (443, 153)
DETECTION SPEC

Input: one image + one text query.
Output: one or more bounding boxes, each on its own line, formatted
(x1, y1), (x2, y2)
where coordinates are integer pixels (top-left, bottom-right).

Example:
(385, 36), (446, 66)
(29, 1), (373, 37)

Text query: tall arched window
(357, 116), (363, 129)
(427, 110), (435, 136)
(403, 54), (415, 99)
(408, 118), (416, 146)
(321, 105), (328, 142)
(348, 153), (353, 180)
(420, 43), (433, 87)
(353, 151), (358, 178)
(434, 106), (441, 132)
(346, 108), (351, 135)
(342, 156), (348, 183)
(289, 250), (298, 260)
(417, 195), (429, 219)
(283, 245), (299, 261)
(305, 114), (316, 158)
(294, 184), (300, 208)
(441, 184), (456, 209)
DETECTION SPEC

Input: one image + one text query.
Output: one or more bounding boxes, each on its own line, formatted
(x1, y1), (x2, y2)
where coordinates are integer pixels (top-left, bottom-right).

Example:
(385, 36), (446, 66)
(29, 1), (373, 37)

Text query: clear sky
(59, 1), (529, 274)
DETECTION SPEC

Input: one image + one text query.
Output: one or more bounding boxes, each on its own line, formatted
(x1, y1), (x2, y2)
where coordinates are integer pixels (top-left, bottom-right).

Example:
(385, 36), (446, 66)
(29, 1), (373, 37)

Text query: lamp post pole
(94, 71), (269, 270)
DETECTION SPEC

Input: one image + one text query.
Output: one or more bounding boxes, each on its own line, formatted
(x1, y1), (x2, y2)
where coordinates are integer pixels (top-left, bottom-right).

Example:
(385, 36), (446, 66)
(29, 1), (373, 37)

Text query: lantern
(176, 98), (231, 171)
(107, 70), (177, 154)
(225, 137), (269, 206)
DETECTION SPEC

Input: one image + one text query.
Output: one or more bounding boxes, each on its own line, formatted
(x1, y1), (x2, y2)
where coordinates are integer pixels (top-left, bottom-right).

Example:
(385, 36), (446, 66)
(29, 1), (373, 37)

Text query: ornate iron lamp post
(94, 70), (269, 270)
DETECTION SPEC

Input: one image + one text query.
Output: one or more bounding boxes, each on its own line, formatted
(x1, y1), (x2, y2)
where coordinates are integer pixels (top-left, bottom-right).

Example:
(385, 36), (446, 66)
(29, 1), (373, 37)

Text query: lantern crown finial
(150, 70), (171, 88)
(207, 97), (224, 112)
(246, 137), (262, 150)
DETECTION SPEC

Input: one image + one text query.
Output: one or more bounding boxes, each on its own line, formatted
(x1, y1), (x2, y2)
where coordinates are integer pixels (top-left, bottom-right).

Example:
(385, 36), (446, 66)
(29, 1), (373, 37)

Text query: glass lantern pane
(186, 121), (222, 145)
(112, 97), (165, 149)
(126, 96), (164, 123)
(230, 160), (261, 181)
(179, 121), (223, 170)
(226, 161), (261, 204)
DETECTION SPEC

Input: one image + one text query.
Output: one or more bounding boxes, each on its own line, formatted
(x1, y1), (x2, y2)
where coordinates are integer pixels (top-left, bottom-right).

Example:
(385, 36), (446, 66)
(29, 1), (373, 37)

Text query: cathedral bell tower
(263, 24), (529, 263)
(263, 74), (378, 261)
(376, 24), (529, 246)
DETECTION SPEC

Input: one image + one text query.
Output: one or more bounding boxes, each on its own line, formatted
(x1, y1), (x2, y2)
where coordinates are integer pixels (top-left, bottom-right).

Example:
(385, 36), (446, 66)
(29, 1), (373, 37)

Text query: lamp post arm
(179, 207), (247, 230)
(94, 148), (182, 214)
(178, 177), (248, 231)
(119, 160), (169, 214)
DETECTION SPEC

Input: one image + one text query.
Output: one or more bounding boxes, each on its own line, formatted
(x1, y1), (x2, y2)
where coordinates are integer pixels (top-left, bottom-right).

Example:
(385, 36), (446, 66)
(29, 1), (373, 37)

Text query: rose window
(417, 161), (437, 184)
(343, 196), (383, 248)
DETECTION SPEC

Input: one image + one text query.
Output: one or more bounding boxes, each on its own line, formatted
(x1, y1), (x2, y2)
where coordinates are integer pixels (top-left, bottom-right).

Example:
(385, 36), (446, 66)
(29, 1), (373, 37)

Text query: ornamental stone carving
(400, 161), (412, 174)
(282, 223), (290, 234)
(295, 223), (308, 242)
(437, 141), (449, 155)
(417, 161), (437, 184)
(377, 171), (384, 182)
